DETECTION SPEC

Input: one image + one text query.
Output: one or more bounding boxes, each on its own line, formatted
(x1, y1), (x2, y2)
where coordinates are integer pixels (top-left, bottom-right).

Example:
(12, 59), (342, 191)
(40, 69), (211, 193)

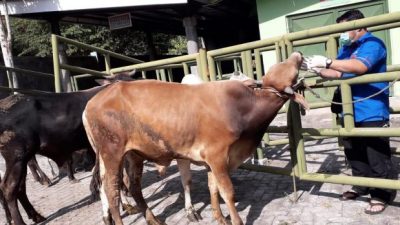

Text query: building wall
(256, 0), (400, 95)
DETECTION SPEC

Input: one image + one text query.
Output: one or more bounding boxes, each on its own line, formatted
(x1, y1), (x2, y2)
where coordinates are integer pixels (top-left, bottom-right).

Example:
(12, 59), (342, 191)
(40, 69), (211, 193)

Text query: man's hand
(301, 55), (331, 70)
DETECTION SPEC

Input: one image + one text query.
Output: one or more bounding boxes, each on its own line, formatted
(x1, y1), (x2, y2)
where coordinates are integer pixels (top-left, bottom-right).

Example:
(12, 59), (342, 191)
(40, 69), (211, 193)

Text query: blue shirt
(337, 32), (389, 122)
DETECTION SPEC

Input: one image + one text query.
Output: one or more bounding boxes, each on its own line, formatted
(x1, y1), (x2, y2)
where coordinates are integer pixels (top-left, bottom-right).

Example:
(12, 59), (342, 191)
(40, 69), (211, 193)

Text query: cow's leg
(207, 171), (229, 225)
(125, 153), (165, 225)
(120, 163), (139, 215)
(209, 160), (243, 225)
(27, 156), (52, 186)
(0, 175), (12, 225)
(2, 159), (29, 225)
(176, 159), (201, 222)
(120, 190), (140, 215)
(17, 173), (46, 223)
(66, 158), (78, 183)
(99, 153), (123, 225)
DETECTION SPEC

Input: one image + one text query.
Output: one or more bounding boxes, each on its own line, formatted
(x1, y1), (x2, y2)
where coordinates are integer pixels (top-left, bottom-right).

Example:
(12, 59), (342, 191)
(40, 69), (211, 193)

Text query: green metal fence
(50, 11), (400, 191)
(51, 34), (144, 92)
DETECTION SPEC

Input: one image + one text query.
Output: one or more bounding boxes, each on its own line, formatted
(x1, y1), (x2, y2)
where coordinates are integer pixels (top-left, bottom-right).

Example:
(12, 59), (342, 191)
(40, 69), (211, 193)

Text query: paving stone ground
(1, 98), (400, 225)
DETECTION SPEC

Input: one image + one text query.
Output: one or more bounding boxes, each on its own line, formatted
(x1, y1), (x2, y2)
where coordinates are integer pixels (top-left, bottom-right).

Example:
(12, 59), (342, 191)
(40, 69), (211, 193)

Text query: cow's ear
(291, 93), (309, 110)
(95, 79), (111, 86)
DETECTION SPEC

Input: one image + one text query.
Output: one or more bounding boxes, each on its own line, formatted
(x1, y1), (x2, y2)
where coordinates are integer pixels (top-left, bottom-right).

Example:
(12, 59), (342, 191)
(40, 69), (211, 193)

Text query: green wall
(256, 0), (400, 96)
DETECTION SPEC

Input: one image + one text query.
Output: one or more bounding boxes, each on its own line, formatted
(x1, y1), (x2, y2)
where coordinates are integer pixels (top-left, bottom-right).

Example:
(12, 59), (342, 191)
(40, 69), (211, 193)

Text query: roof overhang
(1, 0), (187, 15)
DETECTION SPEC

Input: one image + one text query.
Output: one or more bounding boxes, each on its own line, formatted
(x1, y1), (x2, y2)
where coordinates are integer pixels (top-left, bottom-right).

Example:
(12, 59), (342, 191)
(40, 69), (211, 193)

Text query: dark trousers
(343, 120), (396, 203)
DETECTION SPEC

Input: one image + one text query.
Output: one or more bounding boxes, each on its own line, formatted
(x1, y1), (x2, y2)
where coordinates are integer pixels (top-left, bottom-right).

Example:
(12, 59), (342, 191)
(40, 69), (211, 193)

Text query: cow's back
(0, 89), (102, 164)
(85, 80), (259, 163)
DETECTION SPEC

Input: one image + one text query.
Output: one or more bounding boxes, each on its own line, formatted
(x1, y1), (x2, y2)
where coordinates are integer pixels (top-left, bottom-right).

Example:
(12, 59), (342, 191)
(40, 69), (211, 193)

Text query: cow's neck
(251, 89), (288, 127)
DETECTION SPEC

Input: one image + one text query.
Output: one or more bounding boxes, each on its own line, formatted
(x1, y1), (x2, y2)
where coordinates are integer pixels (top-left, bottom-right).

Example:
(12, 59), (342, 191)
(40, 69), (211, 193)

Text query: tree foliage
(11, 18), (187, 57)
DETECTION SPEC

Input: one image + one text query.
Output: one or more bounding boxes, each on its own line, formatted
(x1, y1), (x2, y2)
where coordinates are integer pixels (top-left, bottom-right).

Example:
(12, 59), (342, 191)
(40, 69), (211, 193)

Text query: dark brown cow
(83, 52), (307, 225)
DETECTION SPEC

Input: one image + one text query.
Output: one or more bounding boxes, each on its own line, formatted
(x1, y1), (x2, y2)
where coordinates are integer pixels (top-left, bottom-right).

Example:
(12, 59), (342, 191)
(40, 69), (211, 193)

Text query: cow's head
(95, 70), (139, 85)
(263, 52), (309, 110)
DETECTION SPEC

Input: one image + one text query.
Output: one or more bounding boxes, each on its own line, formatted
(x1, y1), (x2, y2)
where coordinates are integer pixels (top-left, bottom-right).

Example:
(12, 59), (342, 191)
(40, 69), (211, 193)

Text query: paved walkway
(1, 101), (400, 225)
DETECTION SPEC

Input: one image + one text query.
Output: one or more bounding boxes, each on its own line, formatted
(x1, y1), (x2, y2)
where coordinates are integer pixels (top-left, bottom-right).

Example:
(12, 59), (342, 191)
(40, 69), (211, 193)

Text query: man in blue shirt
(302, 9), (396, 214)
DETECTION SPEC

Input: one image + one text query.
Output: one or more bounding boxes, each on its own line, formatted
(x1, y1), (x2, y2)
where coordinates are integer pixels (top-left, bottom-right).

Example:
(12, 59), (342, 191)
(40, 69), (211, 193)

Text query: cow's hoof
(216, 217), (232, 225)
(40, 179), (52, 187)
(69, 179), (79, 184)
(186, 206), (202, 222)
(147, 219), (166, 225)
(90, 193), (100, 203)
(102, 216), (114, 225)
(122, 203), (140, 215)
(32, 214), (46, 223)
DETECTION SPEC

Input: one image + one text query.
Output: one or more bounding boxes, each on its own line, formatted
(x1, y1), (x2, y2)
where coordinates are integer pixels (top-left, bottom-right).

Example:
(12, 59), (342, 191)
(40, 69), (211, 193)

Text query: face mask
(339, 32), (352, 46)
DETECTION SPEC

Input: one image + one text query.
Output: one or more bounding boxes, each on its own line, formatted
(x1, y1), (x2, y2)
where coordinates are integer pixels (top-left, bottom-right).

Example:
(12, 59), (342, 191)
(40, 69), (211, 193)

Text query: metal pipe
(301, 127), (400, 137)
(340, 83), (355, 131)
(54, 35), (143, 64)
(182, 63), (189, 75)
(309, 71), (400, 87)
(207, 54), (217, 81)
(160, 69), (167, 81)
(300, 173), (400, 190)
(104, 54), (111, 74)
(199, 48), (208, 81)
(0, 65), (53, 78)
(51, 34), (62, 93)
(254, 49), (263, 80)
(244, 50), (253, 78)
(286, 12), (400, 41)
(208, 36), (283, 57)
(239, 164), (293, 176)
(60, 63), (108, 77)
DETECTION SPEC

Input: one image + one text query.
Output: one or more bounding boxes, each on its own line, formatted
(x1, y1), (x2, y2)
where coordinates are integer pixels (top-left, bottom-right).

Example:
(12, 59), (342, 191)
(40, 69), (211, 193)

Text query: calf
(83, 52), (307, 225)
(0, 71), (136, 225)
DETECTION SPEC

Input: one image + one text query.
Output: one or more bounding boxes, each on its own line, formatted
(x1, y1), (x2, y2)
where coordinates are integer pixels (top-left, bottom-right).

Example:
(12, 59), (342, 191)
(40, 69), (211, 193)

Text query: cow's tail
(82, 109), (101, 202)
(89, 155), (100, 202)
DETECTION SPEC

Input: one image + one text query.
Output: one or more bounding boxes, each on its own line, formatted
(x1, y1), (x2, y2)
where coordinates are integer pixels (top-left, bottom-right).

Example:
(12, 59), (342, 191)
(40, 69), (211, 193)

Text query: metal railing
(51, 34), (144, 92)
(49, 11), (400, 191)
(0, 65), (54, 94)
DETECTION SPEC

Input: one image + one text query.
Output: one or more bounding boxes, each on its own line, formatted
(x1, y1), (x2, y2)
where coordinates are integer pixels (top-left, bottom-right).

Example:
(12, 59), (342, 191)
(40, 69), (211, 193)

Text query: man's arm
(329, 58), (368, 75)
(312, 58), (367, 78)
(303, 56), (368, 78)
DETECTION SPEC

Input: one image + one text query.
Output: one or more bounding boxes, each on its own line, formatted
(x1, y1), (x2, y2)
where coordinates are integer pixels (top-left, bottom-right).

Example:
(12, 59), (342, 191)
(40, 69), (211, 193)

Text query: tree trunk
(0, 0), (17, 89)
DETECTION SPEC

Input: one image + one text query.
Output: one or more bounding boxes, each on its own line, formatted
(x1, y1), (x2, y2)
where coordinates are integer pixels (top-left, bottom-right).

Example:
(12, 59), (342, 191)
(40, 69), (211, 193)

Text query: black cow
(0, 71), (136, 225)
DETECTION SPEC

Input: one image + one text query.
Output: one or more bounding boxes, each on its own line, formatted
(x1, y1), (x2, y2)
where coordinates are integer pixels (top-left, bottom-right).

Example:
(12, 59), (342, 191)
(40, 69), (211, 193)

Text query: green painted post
(254, 49), (263, 80)
(183, 63), (189, 76)
(104, 53), (111, 74)
(199, 48), (208, 82)
(207, 55), (217, 81)
(275, 42), (282, 63)
(216, 61), (222, 80)
(287, 103), (299, 177)
(240, 51), (247, 76)
(167, 68), (173, 82)
(156, 70), (160, 80)
(341, 83), (355, 131)
(279, 40), (287, 60)
(327, 36), (338, 59)
(51, 34), (62, 93)
(160, 69), (167, 81)
(244, 50), (253, 79)
(141, 71), (147, 79)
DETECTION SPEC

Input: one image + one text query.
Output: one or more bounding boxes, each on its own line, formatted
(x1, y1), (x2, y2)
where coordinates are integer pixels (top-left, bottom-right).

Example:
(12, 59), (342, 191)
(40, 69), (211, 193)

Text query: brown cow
(83, 52), (307, 225)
